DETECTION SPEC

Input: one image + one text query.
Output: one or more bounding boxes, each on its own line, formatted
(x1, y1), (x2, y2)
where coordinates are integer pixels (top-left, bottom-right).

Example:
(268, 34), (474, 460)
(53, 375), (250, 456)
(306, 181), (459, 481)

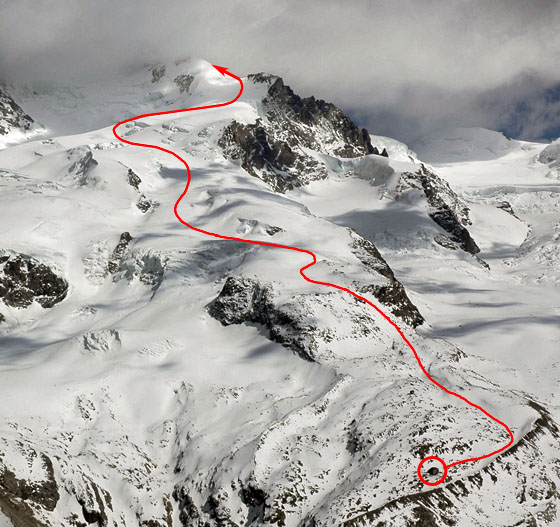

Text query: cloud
(1, 0), (559, 141)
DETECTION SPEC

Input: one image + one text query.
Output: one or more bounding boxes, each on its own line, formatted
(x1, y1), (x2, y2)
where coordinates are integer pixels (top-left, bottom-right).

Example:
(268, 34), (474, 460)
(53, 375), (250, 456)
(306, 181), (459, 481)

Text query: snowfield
(0, 58), (559, 526)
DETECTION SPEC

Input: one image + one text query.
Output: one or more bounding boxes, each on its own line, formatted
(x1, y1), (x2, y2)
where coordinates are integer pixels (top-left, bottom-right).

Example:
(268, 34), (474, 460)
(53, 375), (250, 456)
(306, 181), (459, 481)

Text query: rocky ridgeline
(217, 74), (482, 262)
(0, 253), (68, 315)
(219, 74), (387, 192)
(398, 165), (481, 257)
(349, 229), (424, 327)
(496, 200), (518, 218)
(0, 85), (34, 137)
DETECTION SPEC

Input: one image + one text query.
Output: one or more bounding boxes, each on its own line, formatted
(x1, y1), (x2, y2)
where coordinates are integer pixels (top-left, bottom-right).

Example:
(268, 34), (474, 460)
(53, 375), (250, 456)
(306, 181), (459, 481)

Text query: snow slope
(411, 129), (560, 400)
(0, 59), (559, 526)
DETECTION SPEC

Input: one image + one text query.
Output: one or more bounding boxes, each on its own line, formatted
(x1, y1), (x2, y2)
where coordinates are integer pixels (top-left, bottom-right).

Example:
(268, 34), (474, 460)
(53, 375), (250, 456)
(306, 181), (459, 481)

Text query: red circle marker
(417, 456), (448, 486)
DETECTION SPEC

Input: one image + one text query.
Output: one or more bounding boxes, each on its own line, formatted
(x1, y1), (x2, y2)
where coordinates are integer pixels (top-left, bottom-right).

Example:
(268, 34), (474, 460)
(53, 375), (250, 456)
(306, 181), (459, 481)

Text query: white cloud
(1, 0), (559, 141)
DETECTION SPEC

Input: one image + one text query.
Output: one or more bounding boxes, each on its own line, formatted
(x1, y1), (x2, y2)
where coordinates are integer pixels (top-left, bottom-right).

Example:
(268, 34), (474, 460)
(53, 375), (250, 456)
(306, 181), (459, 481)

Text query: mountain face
(397, 165), (481, 257)
(0, 86), (35, 145)
(0, 58), (559, 527)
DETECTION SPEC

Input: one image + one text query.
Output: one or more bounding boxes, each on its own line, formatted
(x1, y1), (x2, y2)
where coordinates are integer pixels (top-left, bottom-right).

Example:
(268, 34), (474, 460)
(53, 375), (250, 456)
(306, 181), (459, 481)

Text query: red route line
(112, 64), (514, 486)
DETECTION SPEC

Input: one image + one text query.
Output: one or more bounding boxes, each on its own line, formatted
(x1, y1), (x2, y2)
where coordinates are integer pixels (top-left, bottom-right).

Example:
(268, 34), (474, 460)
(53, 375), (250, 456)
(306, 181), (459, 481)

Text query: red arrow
(212, 64), (229, 76)
(113, 65), (514, 487)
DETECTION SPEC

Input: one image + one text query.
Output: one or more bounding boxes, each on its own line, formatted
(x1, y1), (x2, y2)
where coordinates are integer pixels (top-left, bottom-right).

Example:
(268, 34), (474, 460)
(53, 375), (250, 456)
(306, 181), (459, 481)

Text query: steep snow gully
(112, 64), (514, 487)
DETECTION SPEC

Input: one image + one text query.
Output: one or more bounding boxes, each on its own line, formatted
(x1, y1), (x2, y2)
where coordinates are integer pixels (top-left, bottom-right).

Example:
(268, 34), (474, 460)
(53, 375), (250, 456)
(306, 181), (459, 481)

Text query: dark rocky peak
(219, 74), (387, 192)
(262, 76), (378, 158)
(0, 253), (68, 309)
(0, 85), (34, 137)
(219, 119), (317, 192)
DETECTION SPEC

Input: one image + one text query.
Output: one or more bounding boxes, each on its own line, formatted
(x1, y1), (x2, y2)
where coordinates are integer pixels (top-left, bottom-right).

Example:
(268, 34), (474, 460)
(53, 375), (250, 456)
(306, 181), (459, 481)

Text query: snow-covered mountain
(0, 58), (559, 526)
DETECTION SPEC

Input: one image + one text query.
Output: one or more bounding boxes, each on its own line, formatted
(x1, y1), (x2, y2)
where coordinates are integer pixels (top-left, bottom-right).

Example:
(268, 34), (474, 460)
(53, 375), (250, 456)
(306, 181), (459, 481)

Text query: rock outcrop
(0, 253), (68, 309)
(0, 451), (60, 527)
(399, 165), (481, 256)
(349, 229), (424, 327)
(496, 200), (518, 218)
(0, 85), (34, 138)
(208, 276), (317, 362)
(66, 147), (98, 186)
(107, 232), (133, 274)
(538, 139), (560, 168)
(125, 167), (156, 213)
(174, 74), (194, 94)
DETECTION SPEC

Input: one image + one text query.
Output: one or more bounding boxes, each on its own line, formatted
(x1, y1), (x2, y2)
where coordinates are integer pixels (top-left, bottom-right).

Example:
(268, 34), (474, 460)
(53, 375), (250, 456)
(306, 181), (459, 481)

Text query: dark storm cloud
(1, 0), (559, 142)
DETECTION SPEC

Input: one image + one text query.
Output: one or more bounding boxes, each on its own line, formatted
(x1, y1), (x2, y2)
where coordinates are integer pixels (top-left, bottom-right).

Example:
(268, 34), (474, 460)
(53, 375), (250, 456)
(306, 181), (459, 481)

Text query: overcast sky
(1, 0), (559, 143)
